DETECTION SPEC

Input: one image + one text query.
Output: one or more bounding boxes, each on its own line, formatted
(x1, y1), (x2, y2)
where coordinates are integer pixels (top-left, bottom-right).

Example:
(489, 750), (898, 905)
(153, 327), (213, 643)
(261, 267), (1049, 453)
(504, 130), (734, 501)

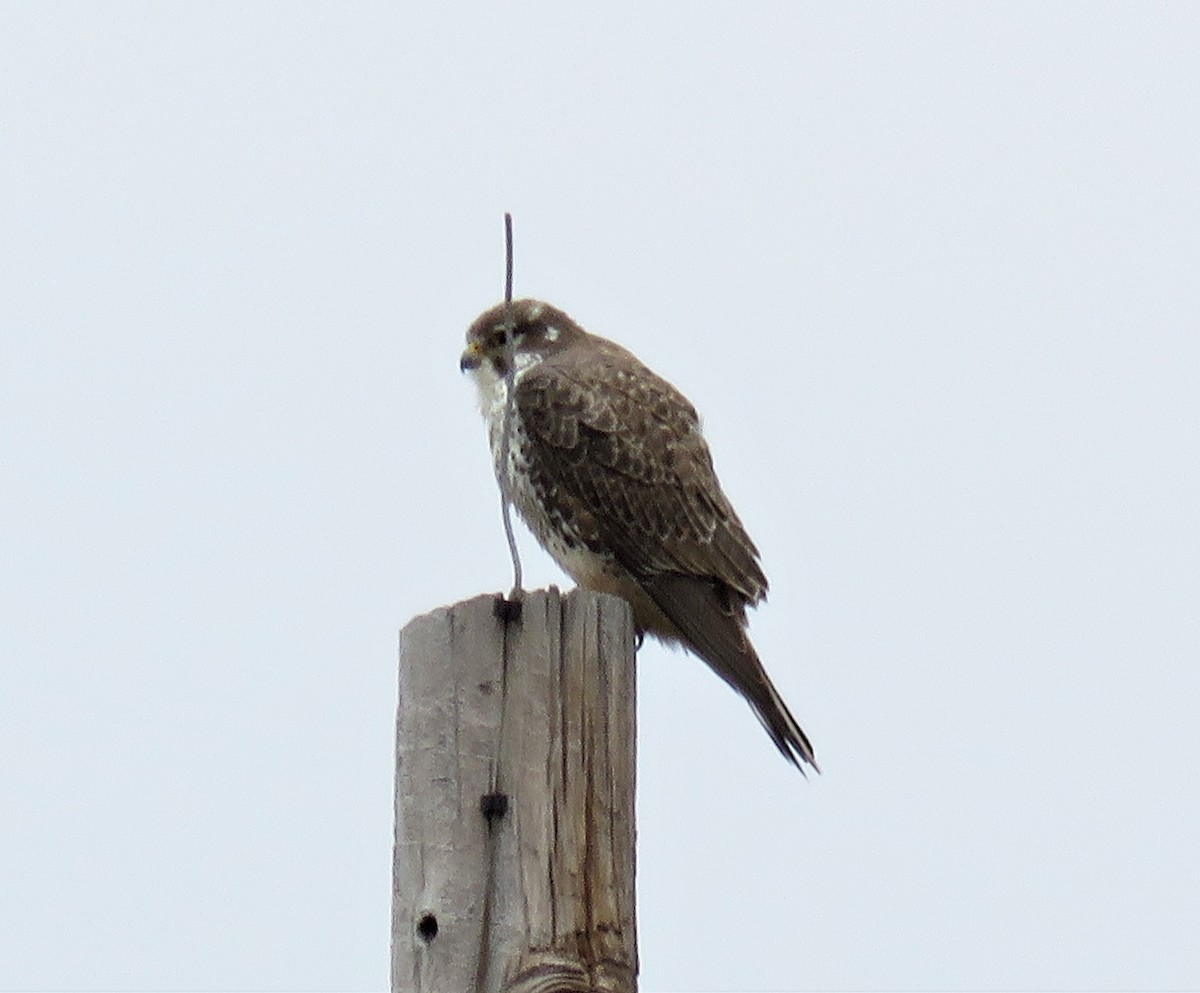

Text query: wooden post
(391, 587), (638, 993)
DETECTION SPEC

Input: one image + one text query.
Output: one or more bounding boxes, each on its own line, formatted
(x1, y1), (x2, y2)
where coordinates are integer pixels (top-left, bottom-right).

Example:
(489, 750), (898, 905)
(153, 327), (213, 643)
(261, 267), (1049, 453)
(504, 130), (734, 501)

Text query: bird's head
(460, 299), (581, 378)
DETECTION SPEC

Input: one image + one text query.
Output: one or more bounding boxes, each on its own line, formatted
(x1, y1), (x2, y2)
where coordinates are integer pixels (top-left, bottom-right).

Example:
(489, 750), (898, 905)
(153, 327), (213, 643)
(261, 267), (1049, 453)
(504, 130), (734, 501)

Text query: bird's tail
(643, 574), (819, 773)
(746, 660), (819, 774)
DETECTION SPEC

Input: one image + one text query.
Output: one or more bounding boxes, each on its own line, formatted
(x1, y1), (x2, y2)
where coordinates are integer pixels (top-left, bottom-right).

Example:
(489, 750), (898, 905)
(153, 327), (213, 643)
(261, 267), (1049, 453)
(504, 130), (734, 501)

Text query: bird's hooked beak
(460, 340), (483, 372)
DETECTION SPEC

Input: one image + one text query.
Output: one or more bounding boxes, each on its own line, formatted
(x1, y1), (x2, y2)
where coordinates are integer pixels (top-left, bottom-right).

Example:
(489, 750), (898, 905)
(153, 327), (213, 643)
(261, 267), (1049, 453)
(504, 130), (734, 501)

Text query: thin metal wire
(496, 212), (523, 598)
(477, 215), (521, 979)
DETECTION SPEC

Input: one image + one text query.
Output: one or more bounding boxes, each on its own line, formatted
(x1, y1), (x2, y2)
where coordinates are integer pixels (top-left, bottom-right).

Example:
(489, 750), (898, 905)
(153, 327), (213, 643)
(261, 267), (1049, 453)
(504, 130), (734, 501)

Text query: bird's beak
(460, 341), (483, 372)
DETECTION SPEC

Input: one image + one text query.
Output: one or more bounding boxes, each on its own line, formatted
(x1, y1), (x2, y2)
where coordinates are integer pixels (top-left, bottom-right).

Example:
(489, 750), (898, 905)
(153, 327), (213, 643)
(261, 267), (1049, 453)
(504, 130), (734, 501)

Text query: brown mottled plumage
(460, 299), (817, 772)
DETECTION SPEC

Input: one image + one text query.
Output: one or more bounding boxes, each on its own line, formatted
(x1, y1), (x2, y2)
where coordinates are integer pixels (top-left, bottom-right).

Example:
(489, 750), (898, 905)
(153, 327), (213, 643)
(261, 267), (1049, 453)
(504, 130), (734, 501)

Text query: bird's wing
(515, 346), (817, 771)
(514, 345), (768, 604)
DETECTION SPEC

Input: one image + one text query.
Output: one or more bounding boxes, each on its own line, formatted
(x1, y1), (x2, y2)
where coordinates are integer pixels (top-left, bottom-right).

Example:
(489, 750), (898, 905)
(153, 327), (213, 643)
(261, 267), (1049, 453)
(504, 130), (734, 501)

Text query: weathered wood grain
(392, 588), (637, 993)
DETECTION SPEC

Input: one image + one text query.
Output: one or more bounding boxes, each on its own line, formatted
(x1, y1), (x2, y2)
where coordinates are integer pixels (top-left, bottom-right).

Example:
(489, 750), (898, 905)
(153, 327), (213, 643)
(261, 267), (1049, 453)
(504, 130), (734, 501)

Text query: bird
(460, 298), (817, 773)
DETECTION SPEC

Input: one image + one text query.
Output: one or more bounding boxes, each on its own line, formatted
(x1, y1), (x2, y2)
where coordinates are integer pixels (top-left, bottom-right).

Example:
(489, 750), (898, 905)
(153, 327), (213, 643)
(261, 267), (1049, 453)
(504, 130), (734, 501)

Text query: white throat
(468, 351), (542, 423)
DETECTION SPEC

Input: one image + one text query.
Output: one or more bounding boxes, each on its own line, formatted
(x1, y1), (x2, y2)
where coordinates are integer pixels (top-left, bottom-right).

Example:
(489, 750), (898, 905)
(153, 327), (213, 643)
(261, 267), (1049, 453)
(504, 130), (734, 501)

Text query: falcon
(460, 299), (817, 772)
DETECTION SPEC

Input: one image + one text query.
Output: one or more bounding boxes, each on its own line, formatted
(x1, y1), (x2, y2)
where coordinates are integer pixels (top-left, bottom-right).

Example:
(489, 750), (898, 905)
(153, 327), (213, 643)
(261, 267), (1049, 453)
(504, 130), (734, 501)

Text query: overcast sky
(2, 5), (1198, 991)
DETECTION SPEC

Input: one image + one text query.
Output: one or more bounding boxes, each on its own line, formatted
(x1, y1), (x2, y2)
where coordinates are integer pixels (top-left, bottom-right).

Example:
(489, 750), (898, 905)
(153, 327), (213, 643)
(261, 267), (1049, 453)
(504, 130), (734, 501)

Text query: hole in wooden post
(416, 913), (438, 942)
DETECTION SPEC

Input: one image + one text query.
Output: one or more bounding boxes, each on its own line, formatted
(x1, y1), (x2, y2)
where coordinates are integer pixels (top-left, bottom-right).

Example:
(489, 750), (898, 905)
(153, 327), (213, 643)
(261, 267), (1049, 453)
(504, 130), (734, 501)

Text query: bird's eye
(489, 322), (530, 349)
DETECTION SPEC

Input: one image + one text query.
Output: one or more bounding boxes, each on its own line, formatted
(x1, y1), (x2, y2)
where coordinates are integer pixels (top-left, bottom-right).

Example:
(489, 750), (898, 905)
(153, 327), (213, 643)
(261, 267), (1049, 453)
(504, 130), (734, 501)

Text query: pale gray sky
(2, 5), (1198, 991)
